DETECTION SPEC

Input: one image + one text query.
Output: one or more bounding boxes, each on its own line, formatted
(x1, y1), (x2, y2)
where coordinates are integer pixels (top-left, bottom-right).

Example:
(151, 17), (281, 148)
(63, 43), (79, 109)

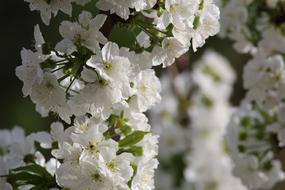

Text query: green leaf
(6, 172), (43, 184)
(119, 131), (148, 147)
(118, 146), (144, 156)
(12, 164), (53, 180)
(107, 114), (120, 127)
(193, 16), (200, 29)
(199, 0), (205, 10)
(120, 125), (132, 136)
(6, 164), (58, 189)
(128, 162), (138, 187)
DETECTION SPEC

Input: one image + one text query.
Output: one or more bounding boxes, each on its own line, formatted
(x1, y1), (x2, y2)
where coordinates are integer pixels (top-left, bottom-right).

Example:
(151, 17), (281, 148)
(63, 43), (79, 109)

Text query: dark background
(0, 1), (50, 133)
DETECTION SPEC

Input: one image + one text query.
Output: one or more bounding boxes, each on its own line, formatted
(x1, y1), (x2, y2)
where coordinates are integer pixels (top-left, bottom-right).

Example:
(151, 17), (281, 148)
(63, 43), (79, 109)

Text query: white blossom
(56, 11), (107, 54)
(24, 0), (73, 25)
(131, 69), (161, 112)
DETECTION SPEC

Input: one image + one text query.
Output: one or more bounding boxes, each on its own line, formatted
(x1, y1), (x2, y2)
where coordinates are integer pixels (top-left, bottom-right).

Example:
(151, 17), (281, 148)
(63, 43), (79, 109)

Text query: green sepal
(193, 15), (200, 30)
(118, 146), (144, 156)
(120, 125), (132, 136)
(5, 164), (58, 190)
(119, 131), (149, 147)
(128, 162), (138, 188)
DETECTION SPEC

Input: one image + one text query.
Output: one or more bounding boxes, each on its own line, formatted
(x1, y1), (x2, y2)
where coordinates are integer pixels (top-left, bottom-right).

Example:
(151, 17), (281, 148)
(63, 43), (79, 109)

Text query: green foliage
(119, 131), (149, 147)
(128, 162), (138, 187)
(118, 146), (144, 156)
(4, 164), (58, 190)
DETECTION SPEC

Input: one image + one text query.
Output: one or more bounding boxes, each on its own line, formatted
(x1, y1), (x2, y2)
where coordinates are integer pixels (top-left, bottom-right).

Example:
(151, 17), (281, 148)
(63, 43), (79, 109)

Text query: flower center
(107, 160), (117, 172)
(87, 142), (98, 153)
(92, 172), (102, 182)
(104, 63), (113, 71)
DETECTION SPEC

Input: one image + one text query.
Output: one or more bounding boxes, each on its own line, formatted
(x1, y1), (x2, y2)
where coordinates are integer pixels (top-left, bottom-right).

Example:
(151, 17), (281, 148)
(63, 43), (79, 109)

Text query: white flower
(192, 50), (236, 100)
(56, 11), (107, 54)
(57, 156), (115, 190)
(136, 32), (151, 48)
(59, 146), (134, 190)
(137, 134), (159, 160)
(190, 2), (220, 51)
(233, 156), (268, 189)
(96, 0), (133, 20)
(0, 159), (12, 190)
(99, 146), (134, 186)
(16, 49), (44, 97)
(226, 104), (285, 189)
(217, 0), (264, 53)
(121, 49), (152, 75)
(219, 0), (248, 37)
(58, 142), (83, 164)
(56, 162), (83, 189)
(72, 75), (123, 118)
(96, 0), (155, 20)
(78, 156), (113, 190)
(111, 106), (151, 132)
(70, 122), (116, 158)
(86, 42), (132, 98)
(3, 128), (35, 169)
(50, 122), (66, 144)
(152, 37), (189, 67)
(24, 0), (73, 25)
(163, 0), (199, 30)
(29, 131), (53, 149)
(0, 129), (16, 157)
(131, 69), (161, 112)
(243, 52), (285, 110)
(34, 25), (45, 53)
(259, 27), (285, 56)
(132, 158), (158, 190)
(0, 178), (12, 190)
(54, 114), (157, 190)
(69, 42), (137, 118)
(243, 52), (267, 89)
(30, 73), (72, 122)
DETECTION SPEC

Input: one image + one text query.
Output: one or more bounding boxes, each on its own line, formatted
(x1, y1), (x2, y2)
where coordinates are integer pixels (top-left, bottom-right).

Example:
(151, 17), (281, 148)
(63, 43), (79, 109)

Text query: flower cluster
(219, 0), (285, 189)
(25, 0), (220, 67)
(50, 115), (158, 190)
(14, 10), (161, 190)
(6, 0), (221, 189)
(150, 51), (246, 190)
(226, 104), (285, 189)
(16, 16), (161, 124)
(0, 114), (159, 190)
(0, 127), (60, 190)
(218, 0), (285, 54)
(226, 42), (285, 190)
